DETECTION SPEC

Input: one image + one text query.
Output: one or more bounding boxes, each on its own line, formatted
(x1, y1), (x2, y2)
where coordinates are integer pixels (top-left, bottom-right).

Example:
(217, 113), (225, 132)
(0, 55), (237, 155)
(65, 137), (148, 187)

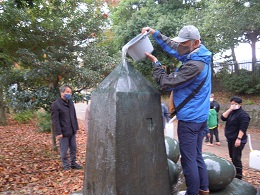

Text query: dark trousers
(59, 134), (77, 168)
(178, 120), (209, 195)
(228, 141), (245, 179)
(209, 127), (219, 144)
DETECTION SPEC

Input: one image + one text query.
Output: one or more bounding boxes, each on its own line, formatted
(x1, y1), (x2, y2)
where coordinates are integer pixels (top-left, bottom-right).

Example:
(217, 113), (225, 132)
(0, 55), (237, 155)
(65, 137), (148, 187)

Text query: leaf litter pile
(0, 118), (86, 195)
(1, 117), (260, 194)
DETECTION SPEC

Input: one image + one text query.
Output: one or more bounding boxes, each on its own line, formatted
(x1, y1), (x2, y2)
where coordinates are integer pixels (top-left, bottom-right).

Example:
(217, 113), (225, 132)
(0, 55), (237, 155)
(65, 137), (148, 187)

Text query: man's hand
(142, 27), (155, 35)
(145, 52), (158, 63)
(56, 134), (63, 140)
(207, 132), (211, 139)
(235, 139), (241, 147)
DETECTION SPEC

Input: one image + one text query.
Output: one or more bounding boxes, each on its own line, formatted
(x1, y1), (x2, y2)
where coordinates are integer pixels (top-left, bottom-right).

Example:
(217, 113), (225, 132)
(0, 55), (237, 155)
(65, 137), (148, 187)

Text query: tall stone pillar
(83, 62), (171, 195)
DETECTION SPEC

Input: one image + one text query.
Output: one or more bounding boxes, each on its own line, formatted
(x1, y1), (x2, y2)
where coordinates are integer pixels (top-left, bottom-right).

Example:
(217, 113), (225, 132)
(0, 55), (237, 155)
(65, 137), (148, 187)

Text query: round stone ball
(165, 136), (180, 163)
(202, 152), (216, 158)
(204, 155), (236, 192)
(167, 158), (179, 186)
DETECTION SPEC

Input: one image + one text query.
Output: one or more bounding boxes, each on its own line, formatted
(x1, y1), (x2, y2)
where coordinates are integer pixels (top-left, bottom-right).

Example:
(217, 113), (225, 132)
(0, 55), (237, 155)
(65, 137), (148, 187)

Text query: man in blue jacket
(142, 25), (211, 195)
(51, 84), (82, 170)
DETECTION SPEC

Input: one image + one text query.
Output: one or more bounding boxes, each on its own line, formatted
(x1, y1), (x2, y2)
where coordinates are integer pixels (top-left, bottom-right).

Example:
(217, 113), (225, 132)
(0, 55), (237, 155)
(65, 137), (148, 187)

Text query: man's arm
(152, 60), (203, 91)
(235, 113), (250, 147)
(152, 31), (180, 58)
(51, 102), (62, 136)
(221, 106), (233, 121)
(70, 100), (79, 131)
(141, 27), (180, 59)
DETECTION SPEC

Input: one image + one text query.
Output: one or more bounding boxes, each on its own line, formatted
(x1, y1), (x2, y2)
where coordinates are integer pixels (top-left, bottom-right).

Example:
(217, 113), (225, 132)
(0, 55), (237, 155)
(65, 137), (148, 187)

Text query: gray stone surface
(71, 191), (83, 195)
(177, 178), (257, 195)
(83, 62), (171, 195)
(210, 178), (257, 195)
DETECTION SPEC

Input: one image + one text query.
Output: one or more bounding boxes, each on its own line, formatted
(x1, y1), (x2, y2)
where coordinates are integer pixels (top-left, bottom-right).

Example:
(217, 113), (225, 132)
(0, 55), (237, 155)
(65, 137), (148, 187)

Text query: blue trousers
(177, 120), (209, 195)
(59, 134), (77, 168)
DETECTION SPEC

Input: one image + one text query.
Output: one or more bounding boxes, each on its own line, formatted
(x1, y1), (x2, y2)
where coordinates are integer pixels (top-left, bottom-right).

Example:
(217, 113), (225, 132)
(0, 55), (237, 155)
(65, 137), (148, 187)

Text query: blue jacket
(152, 30), (212, 123)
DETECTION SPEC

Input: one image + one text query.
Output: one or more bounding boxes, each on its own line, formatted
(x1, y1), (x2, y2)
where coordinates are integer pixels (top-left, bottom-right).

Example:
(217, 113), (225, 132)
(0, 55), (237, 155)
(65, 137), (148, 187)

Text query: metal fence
(213, 60), (260, 77)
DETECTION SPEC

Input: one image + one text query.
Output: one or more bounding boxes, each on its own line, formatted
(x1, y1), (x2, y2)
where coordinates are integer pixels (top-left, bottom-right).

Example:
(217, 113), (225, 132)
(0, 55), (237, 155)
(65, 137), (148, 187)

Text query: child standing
(207, 102), (220, 146)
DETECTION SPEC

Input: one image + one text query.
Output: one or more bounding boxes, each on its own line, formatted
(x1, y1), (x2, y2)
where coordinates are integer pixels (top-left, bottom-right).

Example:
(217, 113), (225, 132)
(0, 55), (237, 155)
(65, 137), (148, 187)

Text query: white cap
(172, 25), (200, 43)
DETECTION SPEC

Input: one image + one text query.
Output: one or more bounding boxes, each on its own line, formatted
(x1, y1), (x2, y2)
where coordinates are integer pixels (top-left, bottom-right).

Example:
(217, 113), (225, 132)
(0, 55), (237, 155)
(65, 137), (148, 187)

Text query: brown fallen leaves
(0, 117), (259, 194)
(0, 118), (86, 195)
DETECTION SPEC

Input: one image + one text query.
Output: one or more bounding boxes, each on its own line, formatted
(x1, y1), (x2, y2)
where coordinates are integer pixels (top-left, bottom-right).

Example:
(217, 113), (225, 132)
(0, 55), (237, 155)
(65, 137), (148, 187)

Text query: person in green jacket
(207, 102), (220, 146)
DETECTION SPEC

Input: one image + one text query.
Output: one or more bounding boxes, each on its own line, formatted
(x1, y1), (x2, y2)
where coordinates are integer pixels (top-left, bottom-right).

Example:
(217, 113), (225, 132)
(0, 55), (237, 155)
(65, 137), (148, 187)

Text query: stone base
(210, 178), (256, 194)
(177, 178), (257, 195)
(71, 191), (82, 195)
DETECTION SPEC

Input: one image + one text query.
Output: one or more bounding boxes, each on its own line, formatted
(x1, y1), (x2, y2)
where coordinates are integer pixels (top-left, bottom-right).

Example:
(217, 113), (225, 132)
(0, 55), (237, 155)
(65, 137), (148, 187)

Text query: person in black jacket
(51, 84), (82, 170)
(221, 96), (250, 179)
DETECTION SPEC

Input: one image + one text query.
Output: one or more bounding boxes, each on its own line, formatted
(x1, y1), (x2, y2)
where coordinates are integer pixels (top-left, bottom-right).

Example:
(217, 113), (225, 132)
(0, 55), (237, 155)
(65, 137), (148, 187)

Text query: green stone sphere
(167, 158), (179, 186)
(202, 152), (216, 158)
(204, 155), (236, 192)
(165, 136), (180, 163)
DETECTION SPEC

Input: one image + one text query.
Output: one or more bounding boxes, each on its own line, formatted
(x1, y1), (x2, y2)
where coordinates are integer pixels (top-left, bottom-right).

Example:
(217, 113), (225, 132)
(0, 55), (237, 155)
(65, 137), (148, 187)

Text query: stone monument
(83, 61), (172, 195)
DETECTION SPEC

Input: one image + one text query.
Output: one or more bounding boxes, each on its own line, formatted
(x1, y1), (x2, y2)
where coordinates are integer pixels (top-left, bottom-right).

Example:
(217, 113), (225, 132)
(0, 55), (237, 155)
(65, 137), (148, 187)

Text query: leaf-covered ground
(0, 118), (87, 195)
(0, 111), (260, 194)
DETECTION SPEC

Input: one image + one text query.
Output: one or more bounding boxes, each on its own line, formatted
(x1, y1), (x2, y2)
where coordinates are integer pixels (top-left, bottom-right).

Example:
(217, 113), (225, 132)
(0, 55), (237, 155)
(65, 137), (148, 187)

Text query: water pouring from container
(122, 30), (154, 67)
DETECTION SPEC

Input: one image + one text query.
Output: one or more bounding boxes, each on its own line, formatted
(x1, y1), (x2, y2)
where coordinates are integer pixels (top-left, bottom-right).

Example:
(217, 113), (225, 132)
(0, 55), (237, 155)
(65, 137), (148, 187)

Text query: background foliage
(0, 0), (118, 125)
(0, 0), (260, 126)
(109, 0), (260, 94)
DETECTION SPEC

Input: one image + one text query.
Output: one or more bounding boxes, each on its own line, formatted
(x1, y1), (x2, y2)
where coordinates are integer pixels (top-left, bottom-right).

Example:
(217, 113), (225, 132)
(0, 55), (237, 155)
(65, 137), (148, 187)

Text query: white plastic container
(125, 32), (154, 61)
(164, 116), (176, 139)
(248, 134), (260, 170)
(249, 150), (260, 170)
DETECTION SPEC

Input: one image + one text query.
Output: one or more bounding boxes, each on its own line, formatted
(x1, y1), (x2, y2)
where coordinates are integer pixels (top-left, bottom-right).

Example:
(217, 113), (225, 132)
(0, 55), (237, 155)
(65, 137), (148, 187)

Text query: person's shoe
(63, 166), (71, 171)
(71, 163), (83, 170)
(207, 143), (213, 146)
(216, 142), (221, 146)
(199, 189), (209, 195)
(205, 138), (209, 143)
(177, 191), (186, 195)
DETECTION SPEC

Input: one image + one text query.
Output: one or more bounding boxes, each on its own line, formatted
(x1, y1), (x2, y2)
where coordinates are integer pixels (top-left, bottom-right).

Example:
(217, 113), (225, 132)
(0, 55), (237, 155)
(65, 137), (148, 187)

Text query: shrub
(13, 110), (35, 124)
(217, 68), (260, 95)
(244, 100), (254, 105)
(36, 110), (51, 133)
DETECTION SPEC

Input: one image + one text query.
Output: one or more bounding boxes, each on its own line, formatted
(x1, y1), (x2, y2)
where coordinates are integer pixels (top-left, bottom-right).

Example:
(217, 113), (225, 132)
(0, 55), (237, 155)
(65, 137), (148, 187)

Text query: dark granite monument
(83, 61), (172, 195)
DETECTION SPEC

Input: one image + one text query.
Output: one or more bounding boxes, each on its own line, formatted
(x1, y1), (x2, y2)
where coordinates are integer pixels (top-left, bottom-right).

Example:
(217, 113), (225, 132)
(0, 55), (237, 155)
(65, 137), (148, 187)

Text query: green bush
(217, 68), (260, 95)
(36, 111), (51, 133)
(244, 100), (254, 105)
(13, 110), (35, 124)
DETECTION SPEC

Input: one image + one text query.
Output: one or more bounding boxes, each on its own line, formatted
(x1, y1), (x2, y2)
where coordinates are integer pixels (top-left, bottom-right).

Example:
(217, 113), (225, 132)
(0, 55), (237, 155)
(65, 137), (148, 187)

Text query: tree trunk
(245, 31), (258, 73)
(49, 80), (59, 152)
(250, 38), (257, 73)
(231, 46), (239, 75)
(0, 86), (7, 125)
(51, 122), (58, 151)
